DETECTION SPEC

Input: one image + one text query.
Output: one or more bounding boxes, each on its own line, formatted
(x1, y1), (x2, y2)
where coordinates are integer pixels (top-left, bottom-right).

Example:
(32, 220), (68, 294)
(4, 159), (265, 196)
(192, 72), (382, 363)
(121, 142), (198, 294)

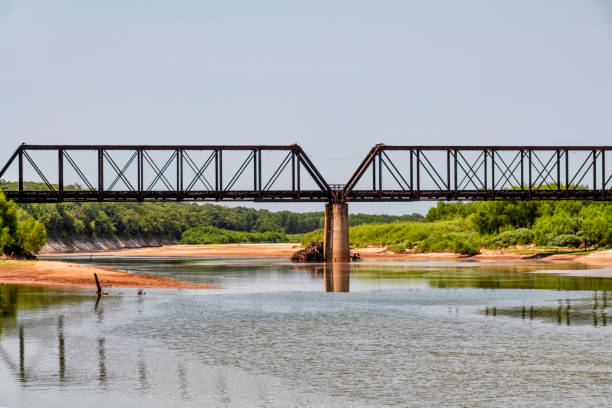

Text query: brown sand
(356, 246), (612, 265)
(43, 243), (301, 258)
(43, 243), (612, 265)
(0, 260), (219, 289)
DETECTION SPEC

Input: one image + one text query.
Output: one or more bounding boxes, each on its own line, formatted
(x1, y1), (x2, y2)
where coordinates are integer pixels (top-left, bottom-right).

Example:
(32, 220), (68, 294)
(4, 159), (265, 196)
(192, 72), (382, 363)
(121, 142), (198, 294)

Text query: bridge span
(1, 143), (610, 262)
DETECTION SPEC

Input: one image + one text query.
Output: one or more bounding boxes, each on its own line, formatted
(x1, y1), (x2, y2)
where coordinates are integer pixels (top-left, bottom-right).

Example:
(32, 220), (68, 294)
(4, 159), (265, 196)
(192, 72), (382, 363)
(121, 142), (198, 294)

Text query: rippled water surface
(1, 257), (611, 407)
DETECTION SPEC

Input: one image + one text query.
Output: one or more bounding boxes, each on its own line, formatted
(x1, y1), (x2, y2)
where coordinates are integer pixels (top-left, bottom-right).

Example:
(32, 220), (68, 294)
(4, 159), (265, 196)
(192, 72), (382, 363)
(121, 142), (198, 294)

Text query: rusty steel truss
(0, 144), (610, 203)
(0, 144), (331, 203)
(343, 144), (611, 201)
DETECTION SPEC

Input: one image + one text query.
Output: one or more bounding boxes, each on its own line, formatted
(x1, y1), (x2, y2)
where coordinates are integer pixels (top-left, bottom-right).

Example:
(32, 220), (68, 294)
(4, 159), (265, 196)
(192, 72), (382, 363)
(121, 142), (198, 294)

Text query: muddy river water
(1, 257), (611, 407)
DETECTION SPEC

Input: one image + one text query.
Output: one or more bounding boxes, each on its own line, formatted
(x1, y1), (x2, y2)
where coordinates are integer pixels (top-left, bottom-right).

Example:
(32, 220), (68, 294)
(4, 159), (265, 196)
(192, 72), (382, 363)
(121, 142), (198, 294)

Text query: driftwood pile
(291, 242), (325, 262)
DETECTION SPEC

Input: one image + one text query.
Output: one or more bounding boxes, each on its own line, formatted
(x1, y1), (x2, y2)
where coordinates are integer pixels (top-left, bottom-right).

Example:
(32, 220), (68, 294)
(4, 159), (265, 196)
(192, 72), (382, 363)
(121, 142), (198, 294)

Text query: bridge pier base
(323, 202), (350, 262)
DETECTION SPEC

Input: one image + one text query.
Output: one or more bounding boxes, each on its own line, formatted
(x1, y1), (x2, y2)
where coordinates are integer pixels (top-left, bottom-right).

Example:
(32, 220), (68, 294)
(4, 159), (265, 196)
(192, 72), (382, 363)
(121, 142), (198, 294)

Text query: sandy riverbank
(0, 260), (219, 289)
(42, 243), (612, 265)
(41, 243), (302, 258)
(355, 246), (612, 265)
(4, 245), (612, 288)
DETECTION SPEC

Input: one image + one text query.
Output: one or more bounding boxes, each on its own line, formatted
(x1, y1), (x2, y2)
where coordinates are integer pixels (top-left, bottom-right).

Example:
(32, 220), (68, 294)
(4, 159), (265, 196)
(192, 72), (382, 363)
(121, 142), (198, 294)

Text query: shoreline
(41, 243), (612, 265)
(5, 244), (610, 289)
(0, 260), (219, 290)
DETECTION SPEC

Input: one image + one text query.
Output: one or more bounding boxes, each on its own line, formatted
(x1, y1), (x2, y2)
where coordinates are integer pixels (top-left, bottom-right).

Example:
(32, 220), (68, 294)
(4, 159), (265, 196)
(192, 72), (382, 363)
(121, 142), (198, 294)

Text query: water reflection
(2, 261), (612, 407)
(98, 338), (107, 387)
(58, 316), (65, 383)
(484, 291), (609, 327)
(324, 263), (350, 292)
(19, 325), (24, 383)
(138, 350), (150, 392)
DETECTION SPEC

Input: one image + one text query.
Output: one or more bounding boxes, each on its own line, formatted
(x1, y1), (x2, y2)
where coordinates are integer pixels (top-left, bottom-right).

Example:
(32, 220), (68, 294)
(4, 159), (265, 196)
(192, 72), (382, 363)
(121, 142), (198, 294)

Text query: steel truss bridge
(0, 144), (610, 203)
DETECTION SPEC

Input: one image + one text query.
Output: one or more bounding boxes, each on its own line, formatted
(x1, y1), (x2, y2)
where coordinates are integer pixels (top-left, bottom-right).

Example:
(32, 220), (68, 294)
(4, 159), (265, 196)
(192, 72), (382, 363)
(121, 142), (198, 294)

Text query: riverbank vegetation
(2, 180), (610, 254)
(0, 193), (46, 258)
(2, 178), (422, 245)
(302, 201), (611, 255)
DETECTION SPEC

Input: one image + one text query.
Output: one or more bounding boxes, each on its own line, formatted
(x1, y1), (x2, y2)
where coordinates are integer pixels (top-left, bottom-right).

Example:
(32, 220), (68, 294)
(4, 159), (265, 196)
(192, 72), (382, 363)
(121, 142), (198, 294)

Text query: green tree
(17, 218), (47, 255)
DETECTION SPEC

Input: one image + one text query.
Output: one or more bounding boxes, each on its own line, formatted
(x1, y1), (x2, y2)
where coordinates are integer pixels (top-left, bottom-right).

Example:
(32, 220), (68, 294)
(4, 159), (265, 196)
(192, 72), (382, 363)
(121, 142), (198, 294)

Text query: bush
(487, 228), (534, 248)
(580, 205), (612, 248)
(548, 234), (581, 248)
(533, 212), (579, 246)
(454, 238), (480, 255)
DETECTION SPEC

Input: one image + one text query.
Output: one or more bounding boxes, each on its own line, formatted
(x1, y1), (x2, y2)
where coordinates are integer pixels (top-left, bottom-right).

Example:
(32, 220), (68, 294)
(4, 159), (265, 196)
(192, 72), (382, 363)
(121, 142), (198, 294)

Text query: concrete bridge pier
(323, 202), (350, 262)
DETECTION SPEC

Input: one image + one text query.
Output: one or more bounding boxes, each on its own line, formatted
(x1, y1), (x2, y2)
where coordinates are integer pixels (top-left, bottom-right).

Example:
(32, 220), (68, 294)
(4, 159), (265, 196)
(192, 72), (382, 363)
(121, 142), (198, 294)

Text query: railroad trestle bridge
(1, 144), (610, 261)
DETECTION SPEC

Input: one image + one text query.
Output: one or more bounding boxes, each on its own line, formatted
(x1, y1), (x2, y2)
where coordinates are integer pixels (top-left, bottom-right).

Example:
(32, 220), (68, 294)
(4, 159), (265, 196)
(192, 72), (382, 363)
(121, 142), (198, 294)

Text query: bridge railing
(0, 144), (333, 203)
(342, 145), (612, 201)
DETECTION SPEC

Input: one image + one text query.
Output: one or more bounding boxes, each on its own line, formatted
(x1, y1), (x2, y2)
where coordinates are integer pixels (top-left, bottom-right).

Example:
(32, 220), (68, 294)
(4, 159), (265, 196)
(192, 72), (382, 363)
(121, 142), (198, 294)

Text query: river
(1, 257), (611, 407)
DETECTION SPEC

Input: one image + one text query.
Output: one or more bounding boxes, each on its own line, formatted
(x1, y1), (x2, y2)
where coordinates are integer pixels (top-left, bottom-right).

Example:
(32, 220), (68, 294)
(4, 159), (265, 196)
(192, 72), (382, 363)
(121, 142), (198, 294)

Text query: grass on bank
(179, 225), (303, 244)
(302, 219), (482, 255)
(302, 216), (611, 256)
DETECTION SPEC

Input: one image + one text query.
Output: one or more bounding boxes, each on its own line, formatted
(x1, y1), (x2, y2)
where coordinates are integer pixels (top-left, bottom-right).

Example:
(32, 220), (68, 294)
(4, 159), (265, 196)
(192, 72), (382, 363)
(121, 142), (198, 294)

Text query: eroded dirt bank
(41, 235), (172, 253)
(0, 260), (219, 289)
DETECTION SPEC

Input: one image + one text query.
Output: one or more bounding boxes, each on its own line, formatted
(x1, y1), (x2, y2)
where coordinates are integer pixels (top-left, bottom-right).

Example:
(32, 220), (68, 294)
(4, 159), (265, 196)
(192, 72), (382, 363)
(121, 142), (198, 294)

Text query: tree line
(1, 179), (422, 246)
(303, 200), (611, 255)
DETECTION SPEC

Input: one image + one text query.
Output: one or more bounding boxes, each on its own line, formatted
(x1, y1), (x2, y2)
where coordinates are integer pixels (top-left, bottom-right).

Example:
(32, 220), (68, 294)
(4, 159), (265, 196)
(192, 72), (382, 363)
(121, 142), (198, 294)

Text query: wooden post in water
(94, 273), (102, 295)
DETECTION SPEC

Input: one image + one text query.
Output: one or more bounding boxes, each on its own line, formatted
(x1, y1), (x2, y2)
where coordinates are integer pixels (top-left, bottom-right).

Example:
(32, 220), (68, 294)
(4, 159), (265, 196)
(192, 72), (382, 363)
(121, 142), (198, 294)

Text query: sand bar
(43, 243), (612, 266)
(0, 260), (219, 289)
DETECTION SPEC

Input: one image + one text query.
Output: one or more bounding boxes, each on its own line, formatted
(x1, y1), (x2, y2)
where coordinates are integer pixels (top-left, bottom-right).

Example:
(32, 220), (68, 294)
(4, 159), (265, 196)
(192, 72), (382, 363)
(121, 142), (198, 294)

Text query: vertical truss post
(372, 153), (376, 190)
(483, 149), (487, 192)
(58, 149), (64, 201)
(214, 149), (219, 193)
(490, 149), (495, 198)
(219, 150), (223, 191)
(453, 149), (457, 198)
(446, 150), (451, 192)
(520, 150), (524, 193)
(556, 149), (561, 190)
(491, 149), (495, 199)
(291, 150), (296, 192)
(378, 151), (382, 195)
(410, 150), (414, 192)
(137, 149), (143, 200)
(593, 150), (597, 193)
(18, 147), (23, 201)
(253, 149), (257, 191)
(177, 149), (183, 199)
(565, 149), (569, 198)
(416, 149), (420, 199)
(297, 153), (301, 199)
(602, 149), (606, 200)
(98, 148), (104, 200)
(257, 149), (262, 199)
(528, 150), (532, 200)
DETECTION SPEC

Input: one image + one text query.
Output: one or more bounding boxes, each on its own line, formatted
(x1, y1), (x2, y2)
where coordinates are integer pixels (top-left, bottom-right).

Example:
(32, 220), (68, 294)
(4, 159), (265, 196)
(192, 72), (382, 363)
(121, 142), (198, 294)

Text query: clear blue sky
(1, 1), (611, 214)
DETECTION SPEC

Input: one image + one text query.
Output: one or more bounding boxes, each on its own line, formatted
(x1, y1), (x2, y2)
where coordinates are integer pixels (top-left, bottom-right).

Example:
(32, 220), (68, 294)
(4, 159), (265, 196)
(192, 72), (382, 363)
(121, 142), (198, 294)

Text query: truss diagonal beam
(105, 151), (137, 191)
(22, 151), (55, 191)
(184, 151), (215, 191)
(456, 151), (485, 190)
(493, 151), (522, 190)
(144, 151), (176, 191)
(63, 151), (95, 191)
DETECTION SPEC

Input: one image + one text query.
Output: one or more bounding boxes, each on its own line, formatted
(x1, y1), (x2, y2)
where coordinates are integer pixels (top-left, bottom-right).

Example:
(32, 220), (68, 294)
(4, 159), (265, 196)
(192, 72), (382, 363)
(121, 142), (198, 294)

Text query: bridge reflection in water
(324, 263), (351, 292)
